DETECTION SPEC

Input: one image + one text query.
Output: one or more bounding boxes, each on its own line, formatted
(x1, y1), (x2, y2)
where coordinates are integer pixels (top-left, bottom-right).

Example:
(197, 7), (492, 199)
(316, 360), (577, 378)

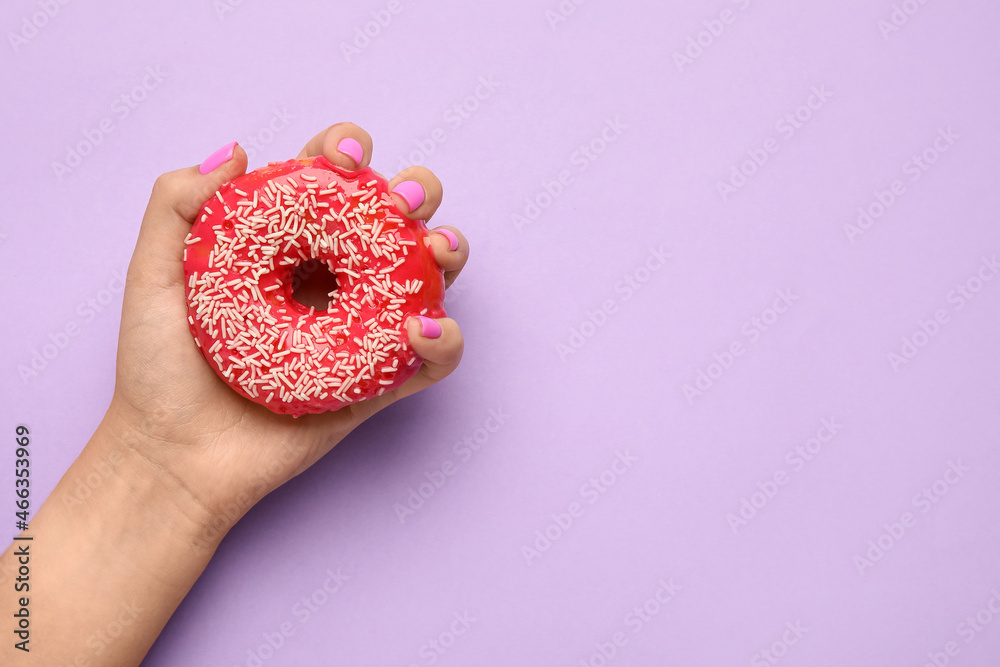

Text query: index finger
(296, 122), (373, 171)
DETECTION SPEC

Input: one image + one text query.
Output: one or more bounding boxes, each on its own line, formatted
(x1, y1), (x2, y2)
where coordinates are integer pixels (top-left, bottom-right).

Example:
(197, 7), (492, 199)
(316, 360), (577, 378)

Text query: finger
(306, 316), (463, 451)
(296, 122), (373, 170)
(393, 317), (464, 400)
(155, 141), (248, 221)
(388, 166), (442, 222)
(426, 226), (469, 289)
(130, 142), (248, 291)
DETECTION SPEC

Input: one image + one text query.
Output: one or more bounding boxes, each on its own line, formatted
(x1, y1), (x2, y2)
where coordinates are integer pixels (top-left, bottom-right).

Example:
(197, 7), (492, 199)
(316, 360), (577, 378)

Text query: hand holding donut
(111, 121), (468, 525)
(0, 123), (468, 666)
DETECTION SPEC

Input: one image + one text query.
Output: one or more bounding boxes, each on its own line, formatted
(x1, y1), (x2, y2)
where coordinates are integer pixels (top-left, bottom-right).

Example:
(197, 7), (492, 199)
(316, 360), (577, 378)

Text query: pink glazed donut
(183, 156), (446, 417)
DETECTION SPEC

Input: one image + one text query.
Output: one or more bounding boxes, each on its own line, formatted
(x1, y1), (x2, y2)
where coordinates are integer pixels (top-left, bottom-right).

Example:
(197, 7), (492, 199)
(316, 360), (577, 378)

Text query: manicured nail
(432, 229), (459, 252)
(336, 137), (364, 166)
(415, 316), (441, 339)
(199, 141), (237, 175)
(392, 180), (425, 212)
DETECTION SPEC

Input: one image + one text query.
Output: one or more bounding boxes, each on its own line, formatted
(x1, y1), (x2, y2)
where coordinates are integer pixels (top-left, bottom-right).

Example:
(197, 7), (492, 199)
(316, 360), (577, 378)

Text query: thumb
(128, 142), (249, 292)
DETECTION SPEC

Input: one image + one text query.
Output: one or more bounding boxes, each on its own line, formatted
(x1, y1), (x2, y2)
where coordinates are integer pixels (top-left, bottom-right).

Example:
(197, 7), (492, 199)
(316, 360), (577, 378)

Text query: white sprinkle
(187, 163), (433, 414)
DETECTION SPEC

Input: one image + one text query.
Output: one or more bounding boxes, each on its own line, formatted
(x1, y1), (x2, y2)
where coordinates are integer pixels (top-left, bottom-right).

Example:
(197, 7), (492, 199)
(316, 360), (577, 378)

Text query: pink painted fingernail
(392, 180), (425, 212)
(336, 137), (364, 166)
(415, 316), (441, 339)
(199, 141), (237, 175)
(432, 229), (459, 252)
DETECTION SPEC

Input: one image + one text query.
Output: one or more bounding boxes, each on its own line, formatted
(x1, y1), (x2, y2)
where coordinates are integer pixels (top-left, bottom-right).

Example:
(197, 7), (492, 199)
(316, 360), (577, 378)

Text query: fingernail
(415, 316), (441, 339)
(432, 229), (459, 252)
(199, 141), (237, 175)
(392, 180), (425, 212)
(336, 137), (364, 166)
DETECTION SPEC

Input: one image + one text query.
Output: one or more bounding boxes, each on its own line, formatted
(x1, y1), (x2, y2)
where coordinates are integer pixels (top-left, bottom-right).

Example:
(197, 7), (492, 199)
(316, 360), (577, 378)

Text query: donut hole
(291, 259), (339, 311)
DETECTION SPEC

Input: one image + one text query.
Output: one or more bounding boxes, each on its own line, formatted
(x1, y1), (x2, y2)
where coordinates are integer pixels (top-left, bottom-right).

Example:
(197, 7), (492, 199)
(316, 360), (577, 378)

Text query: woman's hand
(109, 121), (469, 535)
(0, 122), (467, 666)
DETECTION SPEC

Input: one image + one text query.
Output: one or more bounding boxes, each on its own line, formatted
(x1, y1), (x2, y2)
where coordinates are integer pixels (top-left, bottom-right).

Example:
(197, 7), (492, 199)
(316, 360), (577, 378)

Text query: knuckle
(151, 171), (181, 200)
(447, 326), (465, 361)
(342, 121), (362, 135)
(335, 121), (370, 143)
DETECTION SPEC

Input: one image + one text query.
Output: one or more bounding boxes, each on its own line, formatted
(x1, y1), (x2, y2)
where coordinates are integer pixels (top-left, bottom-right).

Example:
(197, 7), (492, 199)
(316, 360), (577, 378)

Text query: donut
(182, 156), (445, 417)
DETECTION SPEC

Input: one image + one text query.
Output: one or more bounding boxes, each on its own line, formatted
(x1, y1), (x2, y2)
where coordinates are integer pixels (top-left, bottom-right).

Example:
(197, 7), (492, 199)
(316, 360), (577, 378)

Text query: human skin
(0, 121), (469, 665)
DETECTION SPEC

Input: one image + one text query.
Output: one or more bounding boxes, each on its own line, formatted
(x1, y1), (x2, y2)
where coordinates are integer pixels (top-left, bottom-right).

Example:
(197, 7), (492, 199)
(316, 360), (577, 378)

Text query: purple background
(3, 0), (1000, 665)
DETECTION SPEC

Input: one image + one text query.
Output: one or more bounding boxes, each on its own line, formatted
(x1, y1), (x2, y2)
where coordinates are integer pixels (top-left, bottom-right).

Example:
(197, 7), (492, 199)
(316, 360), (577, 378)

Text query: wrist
(90, 409), (237, 552)
(2, 409), (234, 664)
